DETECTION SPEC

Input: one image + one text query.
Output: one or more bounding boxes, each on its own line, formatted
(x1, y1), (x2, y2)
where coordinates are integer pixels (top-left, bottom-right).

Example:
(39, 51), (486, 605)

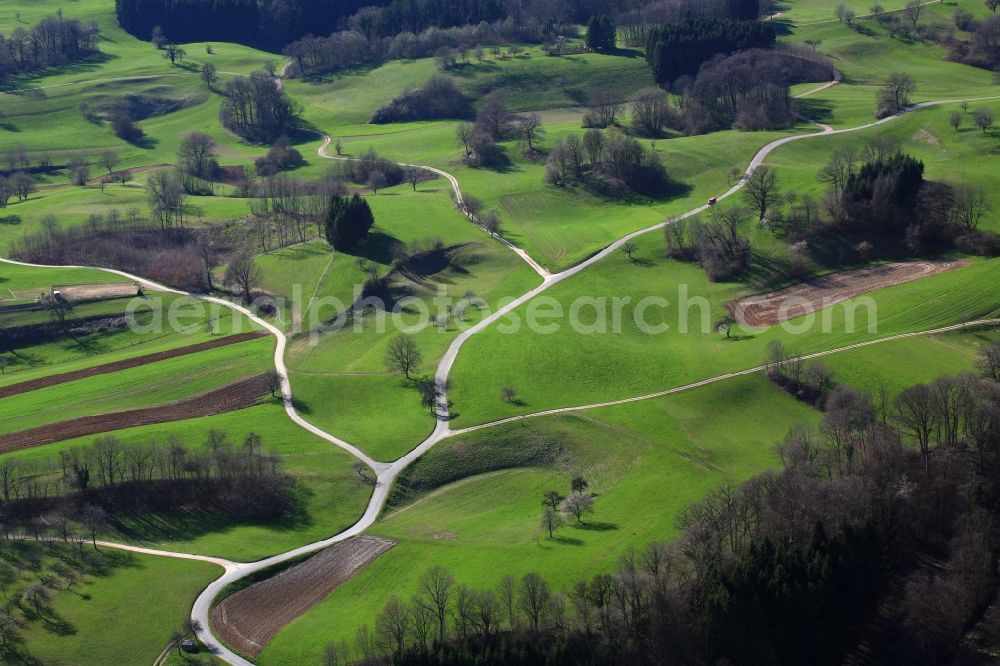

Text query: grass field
(448, 245), (1000, 427)
(260, 322), (1000, 663)
(1, 287), (262, 384)
(272, 186), (541, 459)
(0, 540), (219, 666)
(0, 334), (273, 434)
(769, 103), (1000, 232)
(2, 0), (1000, 660)
(258, 373), (821, 663)
(1, 401), (373, 561)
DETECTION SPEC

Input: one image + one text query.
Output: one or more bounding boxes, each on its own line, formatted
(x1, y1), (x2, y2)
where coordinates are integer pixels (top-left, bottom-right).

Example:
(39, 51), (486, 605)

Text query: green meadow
(0, 0), (998, 659)
(19, 548), (220, 666)
(259, 373), (821, 664)
(1, 401), (373, 561)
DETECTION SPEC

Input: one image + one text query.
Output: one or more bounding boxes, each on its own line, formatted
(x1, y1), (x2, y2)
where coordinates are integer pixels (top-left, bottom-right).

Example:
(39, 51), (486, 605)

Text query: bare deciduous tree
(613, 241), (635, 264)
(896, 383), (936, 472)
(973, 107), (995, 133)
(224, 252), (262, 304)
(951, 183), (991, 230)
(518, 573), (551, 632)
(99, 149), (119, 174)
(561, 491), (595, 523)
(375, 596), (410, 656)
(456, 122), (474, 156)
(904, 0), (923, 29)
(518, 112), (544, 152)
(541, 506), (563, 538)
(418, 565), (454, 644)
(476, 92), (512, 140)
(584, 90), (623, 128)
(386, 335), (422, 379)
(743, 166), (780, 223)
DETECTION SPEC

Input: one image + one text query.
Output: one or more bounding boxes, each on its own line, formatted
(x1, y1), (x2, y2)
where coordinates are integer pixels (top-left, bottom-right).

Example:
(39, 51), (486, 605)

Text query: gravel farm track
(0, 331), (267, 399)
(1, 68), (1000, 665)
(211, 536), (397, 657)
(0, 373), (274, 452)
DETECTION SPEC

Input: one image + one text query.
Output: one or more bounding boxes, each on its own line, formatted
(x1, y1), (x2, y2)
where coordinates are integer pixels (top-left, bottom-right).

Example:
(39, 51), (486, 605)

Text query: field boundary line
(2, 83), (998, 666)
(447, 319), (1000, 437)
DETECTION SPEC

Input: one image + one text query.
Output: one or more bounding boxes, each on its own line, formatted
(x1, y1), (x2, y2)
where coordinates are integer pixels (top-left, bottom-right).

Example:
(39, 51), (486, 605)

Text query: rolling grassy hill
(0, 0), (998, 660)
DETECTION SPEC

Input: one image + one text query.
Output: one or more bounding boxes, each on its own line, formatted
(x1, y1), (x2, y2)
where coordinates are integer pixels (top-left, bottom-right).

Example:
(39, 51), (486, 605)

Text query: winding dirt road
(2, 70), (999, 666)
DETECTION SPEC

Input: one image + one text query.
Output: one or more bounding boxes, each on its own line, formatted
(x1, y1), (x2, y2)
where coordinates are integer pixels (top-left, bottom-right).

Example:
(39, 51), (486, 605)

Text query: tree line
(645, 16), (775, 85)
(282, 18), (552, 79)
(9, 211), (213, 291)
(545, 127), (672, 197)
(220, 70), (301, 144)
(0, 13), (99, 80)
(115, 0), (372, 49)
(324, 341), (1000, 665)
(115, 0), (620, 50)
(678, 47), (833, 134)
(371, 75), (472, 124)
(666, 134), (997, 286)
(819, 136), (998, 256)
(0, 430), (295, 538)
(619, 0), (761, 47)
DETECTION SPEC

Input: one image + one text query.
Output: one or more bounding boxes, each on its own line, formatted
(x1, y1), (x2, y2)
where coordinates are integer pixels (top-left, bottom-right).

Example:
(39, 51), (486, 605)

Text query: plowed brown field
(0, 373), (273, 453)
(211, 536), (397, 657)
(0, 331), (267, 399)
(727, 260), (967, 327)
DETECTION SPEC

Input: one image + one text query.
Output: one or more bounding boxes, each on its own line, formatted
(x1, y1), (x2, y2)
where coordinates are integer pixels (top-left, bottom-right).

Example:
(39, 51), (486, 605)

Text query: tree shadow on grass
(38, 611), (77, 637)
(770, 18), (795, 37)
(290, 396), (312, 414)
(106, 490), (314, 546)
(796, 98), (834, 125)
(550, 535), (584, 546)
(356, 231), (405, 265)
(571, 521), (618, 532)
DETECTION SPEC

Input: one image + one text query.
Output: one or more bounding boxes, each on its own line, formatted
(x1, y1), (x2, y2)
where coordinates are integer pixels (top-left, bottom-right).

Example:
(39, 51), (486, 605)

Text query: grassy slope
(818, 326), (1000, 394)
(787, 3), (999, 128)
(1, 262), (131, 292)
(0, 0), (282, 244)
(2, 402), (372, 561)
(18, 548), (219, 666)
(259, 374), (820, 664)
(274, 185), (540, 460)
(2, 269), (262, 387)
(261, 327), (1000, 664)
(770, 103), (1000, 232)
(0, 335), (273, 434)
(448, 233), (1000, 427)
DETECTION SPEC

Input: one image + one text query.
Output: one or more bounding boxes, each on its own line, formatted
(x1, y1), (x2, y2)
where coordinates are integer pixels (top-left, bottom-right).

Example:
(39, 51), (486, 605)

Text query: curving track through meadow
(3, 72), (1000, 664)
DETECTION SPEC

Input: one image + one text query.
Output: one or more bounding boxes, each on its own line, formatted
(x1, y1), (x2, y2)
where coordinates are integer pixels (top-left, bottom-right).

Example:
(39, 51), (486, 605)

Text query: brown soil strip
(728, 260), (968, 327)
(0, 331), (267, 400)
(56, 283), (144, 302)
(211, 536), (397, 657)
(0, 373), (274, 453)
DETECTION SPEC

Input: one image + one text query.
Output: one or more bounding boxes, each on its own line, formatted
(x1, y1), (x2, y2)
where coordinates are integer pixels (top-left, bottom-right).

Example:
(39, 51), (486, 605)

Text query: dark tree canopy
(0, 14), (100, 80)
(324, 194), (375, 252)
(220, 71), (300, 143)
(371, 75), (472, 124)
(586, 15), (617, 52)
(645, 17), (775, 84)
(843, 151), (925, 231)
(116, 0), (590, 49)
